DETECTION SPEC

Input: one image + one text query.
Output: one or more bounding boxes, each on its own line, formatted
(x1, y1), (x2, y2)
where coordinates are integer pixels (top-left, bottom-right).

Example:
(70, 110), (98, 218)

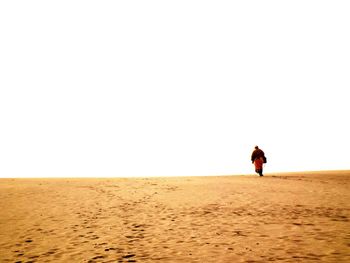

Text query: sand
(0, 171), (349, 262)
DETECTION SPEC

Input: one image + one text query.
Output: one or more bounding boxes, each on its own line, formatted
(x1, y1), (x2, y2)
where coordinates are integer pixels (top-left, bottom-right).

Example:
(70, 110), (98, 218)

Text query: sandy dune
(1, 171), (349, 262)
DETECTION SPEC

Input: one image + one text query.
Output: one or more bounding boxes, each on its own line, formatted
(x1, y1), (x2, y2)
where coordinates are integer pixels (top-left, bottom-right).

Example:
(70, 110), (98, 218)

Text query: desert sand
(0, 171), (349, 262)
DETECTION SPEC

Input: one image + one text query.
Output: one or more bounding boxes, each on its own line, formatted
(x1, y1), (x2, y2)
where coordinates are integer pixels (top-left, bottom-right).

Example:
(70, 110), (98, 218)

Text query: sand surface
(1, 171), (350, 262)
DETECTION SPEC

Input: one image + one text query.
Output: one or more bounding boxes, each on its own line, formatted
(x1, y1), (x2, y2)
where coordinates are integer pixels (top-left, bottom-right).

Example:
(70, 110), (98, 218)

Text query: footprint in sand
(120, 253), (137, 262)
(88, 255), (106, 263)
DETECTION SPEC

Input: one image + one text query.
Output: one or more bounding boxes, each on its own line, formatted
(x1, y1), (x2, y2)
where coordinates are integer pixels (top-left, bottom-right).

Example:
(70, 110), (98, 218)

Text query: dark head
(255, 145), (259, 149)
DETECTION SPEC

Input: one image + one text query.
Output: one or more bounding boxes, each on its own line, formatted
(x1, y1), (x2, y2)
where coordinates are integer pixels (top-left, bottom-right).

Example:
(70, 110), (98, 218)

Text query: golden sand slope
(1, 171), (349, 262)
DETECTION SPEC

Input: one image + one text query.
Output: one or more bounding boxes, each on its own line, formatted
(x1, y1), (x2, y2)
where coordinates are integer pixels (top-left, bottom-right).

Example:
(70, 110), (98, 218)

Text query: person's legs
(256, 169), (263, 176)
(254, 158), (264, 176)
(259, 169), (263, 176)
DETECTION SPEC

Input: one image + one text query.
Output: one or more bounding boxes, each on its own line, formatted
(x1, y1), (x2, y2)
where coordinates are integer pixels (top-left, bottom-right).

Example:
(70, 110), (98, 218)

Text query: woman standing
(251, 146), (266, 176)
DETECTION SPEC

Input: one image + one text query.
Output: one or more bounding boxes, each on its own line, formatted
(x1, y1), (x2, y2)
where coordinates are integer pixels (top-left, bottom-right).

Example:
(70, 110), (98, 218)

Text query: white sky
(1, 1), (349, 177)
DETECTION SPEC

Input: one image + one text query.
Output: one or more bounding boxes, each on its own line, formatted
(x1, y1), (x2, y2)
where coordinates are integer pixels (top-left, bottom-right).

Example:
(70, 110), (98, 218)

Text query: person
(251, 145), (266, 176)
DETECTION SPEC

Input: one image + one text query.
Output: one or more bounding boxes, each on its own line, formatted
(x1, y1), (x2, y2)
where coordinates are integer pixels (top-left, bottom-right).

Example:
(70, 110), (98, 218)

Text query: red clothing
(254, 158), (264, 170)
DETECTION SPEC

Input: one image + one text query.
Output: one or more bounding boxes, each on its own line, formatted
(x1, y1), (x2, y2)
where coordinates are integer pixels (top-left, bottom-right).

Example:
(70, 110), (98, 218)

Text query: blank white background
(1, 1), (349, 177)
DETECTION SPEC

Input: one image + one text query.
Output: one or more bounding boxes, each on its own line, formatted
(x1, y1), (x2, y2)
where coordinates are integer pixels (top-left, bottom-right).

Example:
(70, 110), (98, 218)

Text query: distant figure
(251, 146), (266, 176)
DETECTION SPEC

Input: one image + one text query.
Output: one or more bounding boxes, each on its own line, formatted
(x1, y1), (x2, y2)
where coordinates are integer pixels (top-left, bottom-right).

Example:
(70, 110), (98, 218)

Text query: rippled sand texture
(1, 171), (350, 262)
